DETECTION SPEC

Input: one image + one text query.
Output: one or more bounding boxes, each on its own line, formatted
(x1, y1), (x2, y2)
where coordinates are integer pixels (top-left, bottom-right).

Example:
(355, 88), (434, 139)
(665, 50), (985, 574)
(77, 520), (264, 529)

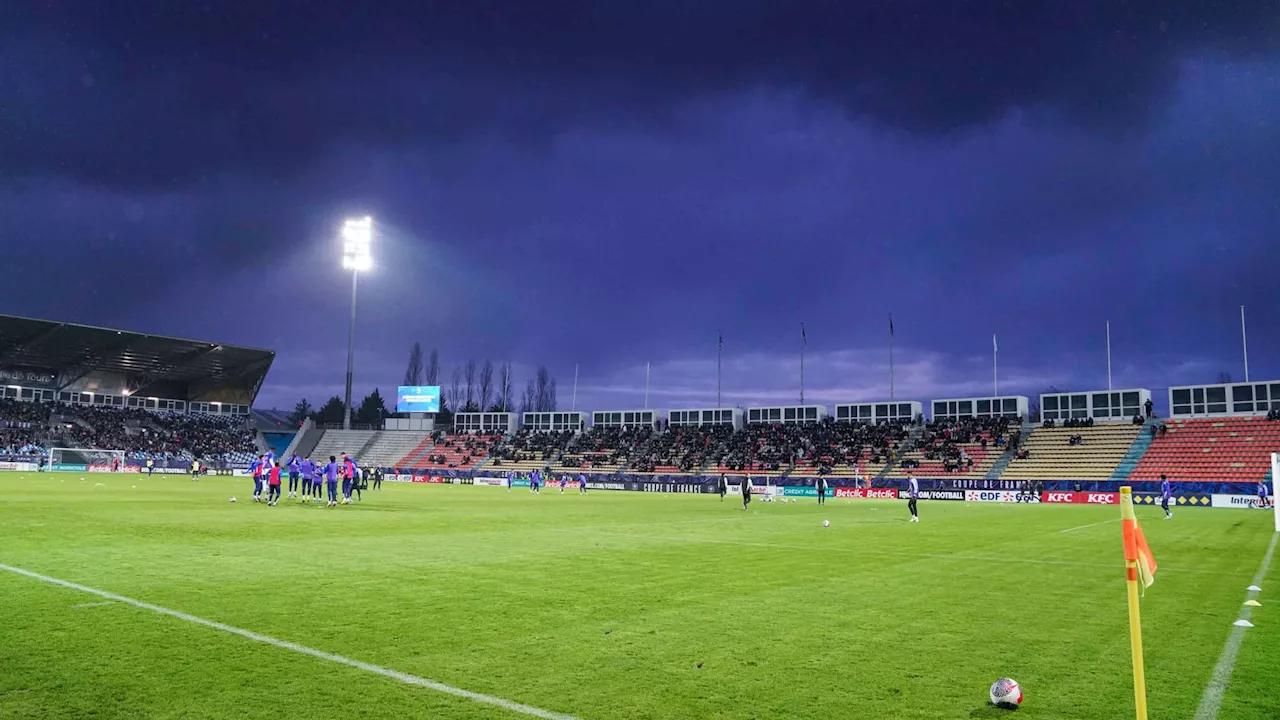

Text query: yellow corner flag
(1120, 487), (1157, 720)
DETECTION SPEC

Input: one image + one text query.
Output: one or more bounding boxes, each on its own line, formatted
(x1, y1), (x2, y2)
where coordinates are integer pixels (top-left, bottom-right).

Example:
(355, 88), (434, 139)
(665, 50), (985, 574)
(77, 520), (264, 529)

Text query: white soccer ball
(822, 520), (830, 527)
(229, 496), (237, 503)
(989, 678), (1023, 709)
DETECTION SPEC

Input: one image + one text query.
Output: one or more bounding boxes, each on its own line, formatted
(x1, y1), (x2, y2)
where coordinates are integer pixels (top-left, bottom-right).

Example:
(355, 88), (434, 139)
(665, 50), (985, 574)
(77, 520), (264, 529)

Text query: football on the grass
(989, 678), (1022, 709)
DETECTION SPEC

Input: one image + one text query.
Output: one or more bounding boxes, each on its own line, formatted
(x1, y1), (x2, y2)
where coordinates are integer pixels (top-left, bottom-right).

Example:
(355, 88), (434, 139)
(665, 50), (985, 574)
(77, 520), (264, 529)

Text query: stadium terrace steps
(879, 425), (925, 480)
(308, 430), (377, 464)
(357, 431), (431, 468)
(413, 433), (503, 471)
(984, 437), (1022, 480)
(1127, 417), (1280, 484)
(354, 432), (383, 460)
(395, 436), (436, 468)
(1000, 422), (1142, 482)
(290, 425), (323, 461)
(889, 425), (1010, 480)
(1109, 418), (1159, 483)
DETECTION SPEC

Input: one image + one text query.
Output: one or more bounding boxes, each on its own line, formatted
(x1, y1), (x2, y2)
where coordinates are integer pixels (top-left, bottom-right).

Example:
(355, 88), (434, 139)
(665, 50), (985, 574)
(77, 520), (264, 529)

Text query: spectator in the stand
(1145, 398), (1154, 418)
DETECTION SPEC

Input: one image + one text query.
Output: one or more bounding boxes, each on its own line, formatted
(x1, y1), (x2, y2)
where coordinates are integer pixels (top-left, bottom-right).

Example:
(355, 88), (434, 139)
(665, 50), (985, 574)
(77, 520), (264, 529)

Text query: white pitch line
(560, 528), (1223, 575)
(70, 601), (116, 609)
(1194, 531), (1278, 720)
(0, 563), (580, 720)
(1060, 518), (1120, 534)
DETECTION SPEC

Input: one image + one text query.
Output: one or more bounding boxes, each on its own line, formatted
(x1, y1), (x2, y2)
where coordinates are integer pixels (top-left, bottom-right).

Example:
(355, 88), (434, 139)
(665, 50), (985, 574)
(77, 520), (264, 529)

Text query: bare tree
(448, 366), (463, 412)
(520, 379), (536, 415)
(547, 378), (558, 411)
(463, 358), (478, 411)
(425, 349), (440, 386)
(1216, 371), (1233, 384)
(478, 360), (494, 411)
(404, 342), (424, 386)
(493, 362), (513, 412)
(535, 366), (551, 411)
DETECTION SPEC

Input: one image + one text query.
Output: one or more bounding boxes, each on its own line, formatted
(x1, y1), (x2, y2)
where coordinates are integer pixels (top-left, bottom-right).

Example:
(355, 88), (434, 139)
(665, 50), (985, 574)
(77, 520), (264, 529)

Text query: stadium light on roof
(341, 216), (373, 272)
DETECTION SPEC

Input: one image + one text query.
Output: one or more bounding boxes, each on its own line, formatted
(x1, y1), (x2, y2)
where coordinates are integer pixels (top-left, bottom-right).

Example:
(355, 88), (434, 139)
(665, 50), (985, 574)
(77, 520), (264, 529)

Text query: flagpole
(993, 334), (998, 397)
(1241, 305), (1250, 383)
(1120, 487), (1149, 720)
(800, 323), (806, 405)
(571, 363), (578, 411)
(889, 316), (895, 401)
(644, 361), (650, 409)
(717, 332), (722, 409)
(1106, 321), (1113, 391)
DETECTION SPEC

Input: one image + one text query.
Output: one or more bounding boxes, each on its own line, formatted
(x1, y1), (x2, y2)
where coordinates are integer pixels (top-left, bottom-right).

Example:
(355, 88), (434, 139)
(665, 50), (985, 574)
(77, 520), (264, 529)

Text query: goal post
(49, 447), (127, 472)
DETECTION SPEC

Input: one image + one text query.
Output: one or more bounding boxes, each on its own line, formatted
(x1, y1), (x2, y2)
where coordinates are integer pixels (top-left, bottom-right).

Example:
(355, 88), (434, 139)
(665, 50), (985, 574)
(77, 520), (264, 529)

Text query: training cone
(1233, 619), (1255, 628)
(1244, 600), (1262, 607)
(1248, 585), (1262, 592)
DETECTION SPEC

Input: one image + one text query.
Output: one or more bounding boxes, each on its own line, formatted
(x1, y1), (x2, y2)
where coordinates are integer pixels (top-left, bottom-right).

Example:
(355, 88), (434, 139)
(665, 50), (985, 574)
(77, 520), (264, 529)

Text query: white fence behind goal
(49, 447), (127, 470)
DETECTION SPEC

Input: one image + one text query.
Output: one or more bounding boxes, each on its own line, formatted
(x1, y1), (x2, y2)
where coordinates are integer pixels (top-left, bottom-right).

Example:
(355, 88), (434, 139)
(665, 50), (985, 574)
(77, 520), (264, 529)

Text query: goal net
(49, 447), (127, 471)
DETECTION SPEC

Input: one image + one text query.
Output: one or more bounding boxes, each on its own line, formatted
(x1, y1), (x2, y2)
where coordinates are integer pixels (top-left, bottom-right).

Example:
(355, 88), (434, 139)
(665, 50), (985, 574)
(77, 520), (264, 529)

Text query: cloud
(573, 346), (1072, 411)
(4, 2), (1276, 190)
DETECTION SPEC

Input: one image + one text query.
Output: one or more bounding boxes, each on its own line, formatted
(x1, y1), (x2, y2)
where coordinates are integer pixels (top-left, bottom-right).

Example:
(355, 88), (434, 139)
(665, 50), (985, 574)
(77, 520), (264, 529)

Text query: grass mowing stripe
(0, 562), (582, 720)
(1193, 531), (1279, 720)
(562, 528), (1227, 575)
(1060, 518), (1120, 533)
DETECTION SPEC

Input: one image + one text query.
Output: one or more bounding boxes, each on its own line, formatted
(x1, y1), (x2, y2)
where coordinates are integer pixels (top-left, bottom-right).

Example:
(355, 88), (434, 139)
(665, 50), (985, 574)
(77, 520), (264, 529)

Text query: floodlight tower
(341, 217), (373, 430)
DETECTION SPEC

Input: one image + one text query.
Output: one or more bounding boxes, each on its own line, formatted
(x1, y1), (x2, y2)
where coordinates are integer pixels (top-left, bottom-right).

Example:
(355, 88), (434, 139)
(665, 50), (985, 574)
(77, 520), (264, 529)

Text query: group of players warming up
(248, 451), (375, 507)
(235, 451), (1266, 523)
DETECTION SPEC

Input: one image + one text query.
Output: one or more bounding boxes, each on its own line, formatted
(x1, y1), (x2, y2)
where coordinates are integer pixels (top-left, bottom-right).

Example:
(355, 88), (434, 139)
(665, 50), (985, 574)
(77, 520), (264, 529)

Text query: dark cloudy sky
(3, 2), (1278, 413)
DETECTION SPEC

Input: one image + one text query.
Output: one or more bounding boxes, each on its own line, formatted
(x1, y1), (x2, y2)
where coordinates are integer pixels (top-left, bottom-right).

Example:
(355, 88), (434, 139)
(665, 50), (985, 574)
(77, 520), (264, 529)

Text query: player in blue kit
(250, 454), (266, 502)
(506, 471), (514, 492)
(578, 473), (588, 494)
(907, 475), (920, 523)
(287, 455), (301, 498)
(1160, 474), (1173, 519)
(1260, 479), (1272, 509)
(300, 457), (316, 502)
(312, 458), (325, 502)
(323, 455), (340, 507)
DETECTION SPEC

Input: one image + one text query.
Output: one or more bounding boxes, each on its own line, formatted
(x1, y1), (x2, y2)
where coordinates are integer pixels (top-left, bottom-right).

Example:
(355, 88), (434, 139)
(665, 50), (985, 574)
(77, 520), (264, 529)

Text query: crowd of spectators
(559, 426), (654, 469)
(914, 416), (1018, 474)
(52, 404), (256, 461)
(0, 399), (51, 456)
(488, 429), (574, 467)
(423, 431), (502, 468)
(789, 420), (911, 475)
(1042, 417), (1095, 429)
(630, 425), (733, 473)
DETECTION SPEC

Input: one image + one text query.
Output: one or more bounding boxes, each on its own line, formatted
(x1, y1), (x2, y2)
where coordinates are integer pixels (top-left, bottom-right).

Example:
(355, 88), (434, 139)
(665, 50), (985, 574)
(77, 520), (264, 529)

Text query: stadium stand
(889, 417), (1016, 478)
(1000, 421), (1143, 481)
(554, 426), (654, 473)
(630, 425), (733, 474)
(415, 431), (503, 470)
(0, 398), (50, 456)
(308, 429), (377, 463)
(1128, 417), (1280, 484)
(357, 431), (432, 468)
(486, 429), (573, 472)
(788, 420), (910, 478)
(0, 314), (273, 466)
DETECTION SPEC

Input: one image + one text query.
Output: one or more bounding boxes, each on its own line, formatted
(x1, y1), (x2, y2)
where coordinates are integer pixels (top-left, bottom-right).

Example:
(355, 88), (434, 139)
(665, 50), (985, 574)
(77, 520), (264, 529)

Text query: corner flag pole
(1120, 486), (1149, 720)
(1272, 453), (1279, 533)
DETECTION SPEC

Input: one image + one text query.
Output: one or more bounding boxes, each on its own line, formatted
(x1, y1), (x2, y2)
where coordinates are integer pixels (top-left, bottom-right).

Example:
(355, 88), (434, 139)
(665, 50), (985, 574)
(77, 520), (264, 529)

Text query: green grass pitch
(0, 471), (1276, 719)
